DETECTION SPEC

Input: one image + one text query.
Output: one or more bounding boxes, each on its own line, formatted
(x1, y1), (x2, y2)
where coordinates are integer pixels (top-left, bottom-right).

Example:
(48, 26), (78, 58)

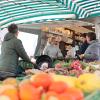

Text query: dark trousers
(0, 66), (25, 81)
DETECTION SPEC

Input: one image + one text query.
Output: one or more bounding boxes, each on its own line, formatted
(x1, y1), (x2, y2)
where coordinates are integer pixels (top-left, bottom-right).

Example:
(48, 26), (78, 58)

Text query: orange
(0, 95), (11, 100)
(45, 91), (59, 100)
(49, 81), (68, 94)
(66, 87), (84, 100)
(30, 73), (53, 90)
(59, 93), (75, 100)
(2, 78), (18, 86)
(19, 79), (41, 100)
(0, 85), (19, 100)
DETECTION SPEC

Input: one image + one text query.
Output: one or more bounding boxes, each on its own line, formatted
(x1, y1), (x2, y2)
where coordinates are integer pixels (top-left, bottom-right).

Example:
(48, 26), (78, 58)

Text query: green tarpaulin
(0, 0), (75, 29)
(59, 0), (100, 19)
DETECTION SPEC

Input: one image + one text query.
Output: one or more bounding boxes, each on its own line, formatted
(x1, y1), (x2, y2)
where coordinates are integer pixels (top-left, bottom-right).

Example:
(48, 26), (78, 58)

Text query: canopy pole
(95, 18), (100, 42)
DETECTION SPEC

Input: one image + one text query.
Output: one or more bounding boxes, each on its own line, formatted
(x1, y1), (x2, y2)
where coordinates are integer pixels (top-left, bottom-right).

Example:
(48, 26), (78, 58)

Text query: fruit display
(0, 73), (100, 100)
(84, 61), (100, 75)
(48, 60), (86, 77)
(0, 59), (100, 100)
(25, 60), (100, 78)
(76, 73), (100, 93)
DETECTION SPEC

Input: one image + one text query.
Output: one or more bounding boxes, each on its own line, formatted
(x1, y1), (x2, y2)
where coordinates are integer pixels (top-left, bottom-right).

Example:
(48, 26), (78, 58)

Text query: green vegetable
(63, 61), (71, 68)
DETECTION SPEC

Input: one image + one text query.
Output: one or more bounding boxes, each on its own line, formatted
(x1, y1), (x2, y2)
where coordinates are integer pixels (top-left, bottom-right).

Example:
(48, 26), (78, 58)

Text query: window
(0, 28), (38, 57)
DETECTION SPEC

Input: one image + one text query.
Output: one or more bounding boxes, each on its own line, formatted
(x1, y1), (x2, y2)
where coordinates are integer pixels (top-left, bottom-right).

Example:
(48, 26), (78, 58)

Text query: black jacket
(79, 41), (89, 54)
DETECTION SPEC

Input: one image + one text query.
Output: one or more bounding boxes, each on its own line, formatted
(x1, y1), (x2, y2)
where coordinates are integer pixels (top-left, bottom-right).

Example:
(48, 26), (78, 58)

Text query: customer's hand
(31, 58), (36, 64)
(79, 54), (84, 59)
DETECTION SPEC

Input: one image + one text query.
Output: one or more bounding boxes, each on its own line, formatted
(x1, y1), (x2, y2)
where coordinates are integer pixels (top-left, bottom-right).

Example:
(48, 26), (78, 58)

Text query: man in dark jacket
(79, 33), (89, 54)
(0, 24), (35, 79)
(80, 32), (100, 62)
(84, 32), (100, 62)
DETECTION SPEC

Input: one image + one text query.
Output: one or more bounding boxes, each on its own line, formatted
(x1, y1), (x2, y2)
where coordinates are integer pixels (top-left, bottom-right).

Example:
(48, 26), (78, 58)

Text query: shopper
(59, 36), (67, 58)
(79, 33), (89, 54)
(66, 45), (76, 58)
(43, 37), (63, 59)
(0, 24), (35, 80)
(80, 32), (100, 62)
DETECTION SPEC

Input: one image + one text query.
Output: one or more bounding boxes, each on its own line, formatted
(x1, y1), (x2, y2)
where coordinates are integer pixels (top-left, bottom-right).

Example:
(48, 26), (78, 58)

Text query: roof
(60, 0), (100, 19)
(0, 0), (76, 29)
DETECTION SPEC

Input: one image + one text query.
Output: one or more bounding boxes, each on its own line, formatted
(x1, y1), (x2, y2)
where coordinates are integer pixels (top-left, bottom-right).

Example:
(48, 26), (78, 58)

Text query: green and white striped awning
(59, 0), (100, 19)
(0, 0), (76, 29)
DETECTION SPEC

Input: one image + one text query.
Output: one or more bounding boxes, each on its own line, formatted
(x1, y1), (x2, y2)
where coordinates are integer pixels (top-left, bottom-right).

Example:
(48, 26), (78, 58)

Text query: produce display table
(0, 71), (100, 100)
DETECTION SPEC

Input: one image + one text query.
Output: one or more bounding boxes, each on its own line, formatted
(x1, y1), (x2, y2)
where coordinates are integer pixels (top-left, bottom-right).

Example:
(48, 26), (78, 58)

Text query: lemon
(76, 73), (100, 93)
(52, 74), (77, 87)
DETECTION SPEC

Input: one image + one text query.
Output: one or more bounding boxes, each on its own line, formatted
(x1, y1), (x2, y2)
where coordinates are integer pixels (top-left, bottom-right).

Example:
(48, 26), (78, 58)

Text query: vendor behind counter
(43, 36), (63, 59)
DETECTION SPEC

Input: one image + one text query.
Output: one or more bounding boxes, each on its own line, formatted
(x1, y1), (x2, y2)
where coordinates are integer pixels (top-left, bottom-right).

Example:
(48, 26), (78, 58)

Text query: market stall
(59, 0), (100, 19)
(0, 0), (100, 100)
(0, 0), (75, 29)
(0, 61), (100, 100)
